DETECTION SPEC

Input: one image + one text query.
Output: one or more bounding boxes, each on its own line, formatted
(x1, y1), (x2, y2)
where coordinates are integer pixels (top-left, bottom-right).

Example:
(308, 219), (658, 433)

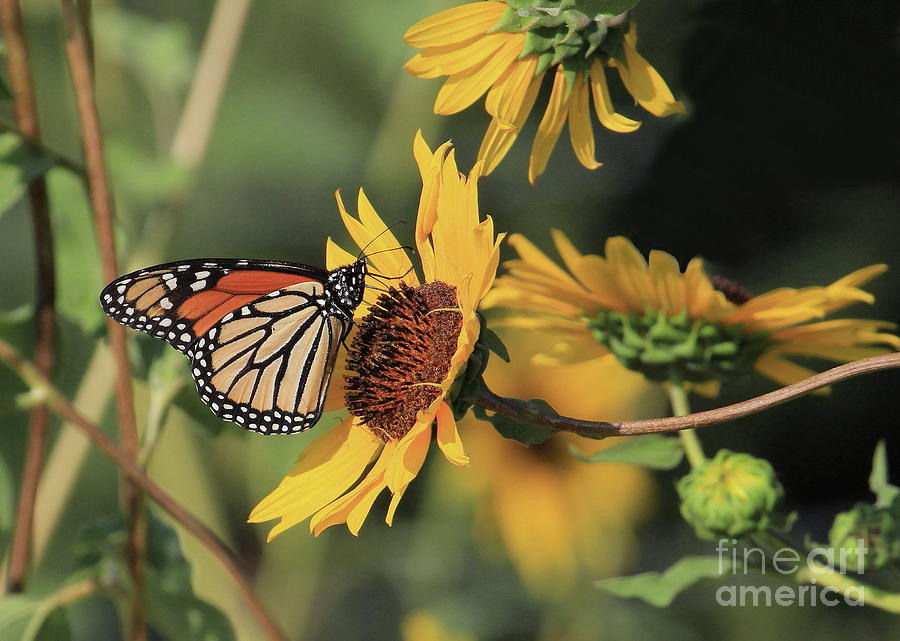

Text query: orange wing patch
(177, 271), (316, 338)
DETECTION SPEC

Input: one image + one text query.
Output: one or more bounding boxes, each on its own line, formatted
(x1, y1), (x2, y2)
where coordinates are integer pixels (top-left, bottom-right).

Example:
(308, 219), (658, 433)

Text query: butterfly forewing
(99, 258), (327, 354)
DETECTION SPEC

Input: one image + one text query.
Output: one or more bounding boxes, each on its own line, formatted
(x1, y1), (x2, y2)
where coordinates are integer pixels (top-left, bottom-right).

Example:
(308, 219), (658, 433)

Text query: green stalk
(667, 382), (705, 468)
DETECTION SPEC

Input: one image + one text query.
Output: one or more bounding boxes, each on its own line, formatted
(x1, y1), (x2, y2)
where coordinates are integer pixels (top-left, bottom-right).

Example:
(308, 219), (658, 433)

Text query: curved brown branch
(472, 353), (900, 438)
(1, 0), (57, 594)
(58, 2), (145, 637)
(0, 337), (288, 641)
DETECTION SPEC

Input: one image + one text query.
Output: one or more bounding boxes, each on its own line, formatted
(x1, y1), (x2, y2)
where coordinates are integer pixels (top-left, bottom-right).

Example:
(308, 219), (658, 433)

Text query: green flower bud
(828, 502), (900, 571)
(677, 450), (784, 541)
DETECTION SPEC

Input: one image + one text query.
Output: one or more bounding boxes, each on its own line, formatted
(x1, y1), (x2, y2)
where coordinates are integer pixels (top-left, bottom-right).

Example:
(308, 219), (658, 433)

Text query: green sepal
(535, 51), (555, 75)
(551, 41), (584, 68)
(569, 434), (683, 469)
(598, 24), (626, 61)
(595, 556), (735, 607)
(478, 326), (511, 363)
(560, 58), (584, 94)
(490, 6), (542, 33)
(583, 22), (608, 58)
(589, 307), (772, 384)
(522, 27), (560, 57)
(473, 402), (555, 445)
(449, 314), (510, 419)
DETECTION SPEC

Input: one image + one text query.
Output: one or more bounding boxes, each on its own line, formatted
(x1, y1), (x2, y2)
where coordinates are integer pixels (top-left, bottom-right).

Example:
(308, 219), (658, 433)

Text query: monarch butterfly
(99, 257), (367, 435)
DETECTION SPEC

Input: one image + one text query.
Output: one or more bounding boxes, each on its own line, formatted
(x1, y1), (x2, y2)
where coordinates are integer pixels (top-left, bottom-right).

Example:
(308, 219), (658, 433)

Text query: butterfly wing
(188, 281), (349, 434)
(99, 258), (328, 355)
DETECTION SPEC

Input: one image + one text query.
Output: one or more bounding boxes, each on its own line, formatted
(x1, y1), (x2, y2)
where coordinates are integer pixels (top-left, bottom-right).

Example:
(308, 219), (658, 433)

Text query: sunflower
(248, 133), (504, 538)
(452, 329), (662, 598)
(484, 232), (900, 389)
(404, 1), (683, 183)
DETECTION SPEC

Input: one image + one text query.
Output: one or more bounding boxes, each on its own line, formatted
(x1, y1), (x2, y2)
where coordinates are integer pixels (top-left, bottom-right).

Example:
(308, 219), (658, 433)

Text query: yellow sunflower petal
(334, 189), (418, 286)
(405, 33), (511, 79)
(589, 59), (641, 133)
(567, 73), (603, 170)
(310, 441), (395, 536)
(753, 352), (826, 392)
(528, 67), (570, 184)
(325, 236), (358, 271)
(385, 481), (412, 526)
(616, 33), (685, 118)
(385, 420), (432, 493)
(436, 401), (469, 466)
(477, 118), (521, 176)
(249, 418), (382, 540)
(603, 236), (656, 311)
(414, 134), (455, 281)
(478, 58), (543, 176)
(485, 56), (540, 124)
(827, 264), (887, 290)
(648, 249), (687, 317)
(404, 1), (507, 48)
(434, 36), (524, 115)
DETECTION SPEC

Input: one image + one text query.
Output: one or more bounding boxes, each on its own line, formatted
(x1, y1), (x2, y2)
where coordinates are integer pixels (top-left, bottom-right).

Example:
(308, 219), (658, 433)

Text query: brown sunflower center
(710, 275), (754, 305)
(344, 281), (462, 441)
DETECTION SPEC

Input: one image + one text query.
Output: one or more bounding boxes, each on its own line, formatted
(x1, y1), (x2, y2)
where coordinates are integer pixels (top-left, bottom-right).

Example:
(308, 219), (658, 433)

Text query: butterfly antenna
(357, 220), (407, 259)
(371, 263), (416, 281)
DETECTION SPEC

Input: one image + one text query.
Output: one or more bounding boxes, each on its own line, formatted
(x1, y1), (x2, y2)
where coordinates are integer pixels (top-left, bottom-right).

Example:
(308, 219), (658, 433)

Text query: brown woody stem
(58, 2), (144, 637)
(472, 353), (900, 438)
(1, 0), (57, 594)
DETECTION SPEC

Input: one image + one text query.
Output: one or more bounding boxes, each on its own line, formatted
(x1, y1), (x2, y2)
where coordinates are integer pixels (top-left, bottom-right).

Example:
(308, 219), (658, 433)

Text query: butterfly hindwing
(188, 281), (349, 434)
(99, 258), (327, 354)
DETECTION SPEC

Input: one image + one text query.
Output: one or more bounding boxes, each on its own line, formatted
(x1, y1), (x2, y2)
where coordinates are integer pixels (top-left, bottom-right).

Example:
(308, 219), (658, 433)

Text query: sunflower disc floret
(677, 450), (784, 541)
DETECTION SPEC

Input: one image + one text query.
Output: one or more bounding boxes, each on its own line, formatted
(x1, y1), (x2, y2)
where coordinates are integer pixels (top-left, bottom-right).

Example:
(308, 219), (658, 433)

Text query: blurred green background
(1, 0), (898, 639)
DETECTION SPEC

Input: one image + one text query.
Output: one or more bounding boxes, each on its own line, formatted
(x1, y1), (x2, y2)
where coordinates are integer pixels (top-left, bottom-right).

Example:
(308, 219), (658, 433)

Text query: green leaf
(478, 327), (510, 363)
(869, 440), (898, 508)
(144, 514), (236, 641)
(75, 513), (236, 641)
(45, 167), (105, 333)
(0, 132), (56, 217)
(0, 594), (72, 641)
(569, 434), (684, 469)
(595, 556), (733, 607)
(473, 401), (555, 445)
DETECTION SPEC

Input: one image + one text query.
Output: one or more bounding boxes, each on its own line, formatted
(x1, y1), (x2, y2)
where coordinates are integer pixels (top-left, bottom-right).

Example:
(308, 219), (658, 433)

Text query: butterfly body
(100, 257), (367, 435)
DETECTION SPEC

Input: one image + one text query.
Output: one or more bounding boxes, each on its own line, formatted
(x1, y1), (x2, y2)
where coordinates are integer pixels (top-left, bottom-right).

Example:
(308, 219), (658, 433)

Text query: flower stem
(667, 383), (705, 468)
(470, 352), (900, 437)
